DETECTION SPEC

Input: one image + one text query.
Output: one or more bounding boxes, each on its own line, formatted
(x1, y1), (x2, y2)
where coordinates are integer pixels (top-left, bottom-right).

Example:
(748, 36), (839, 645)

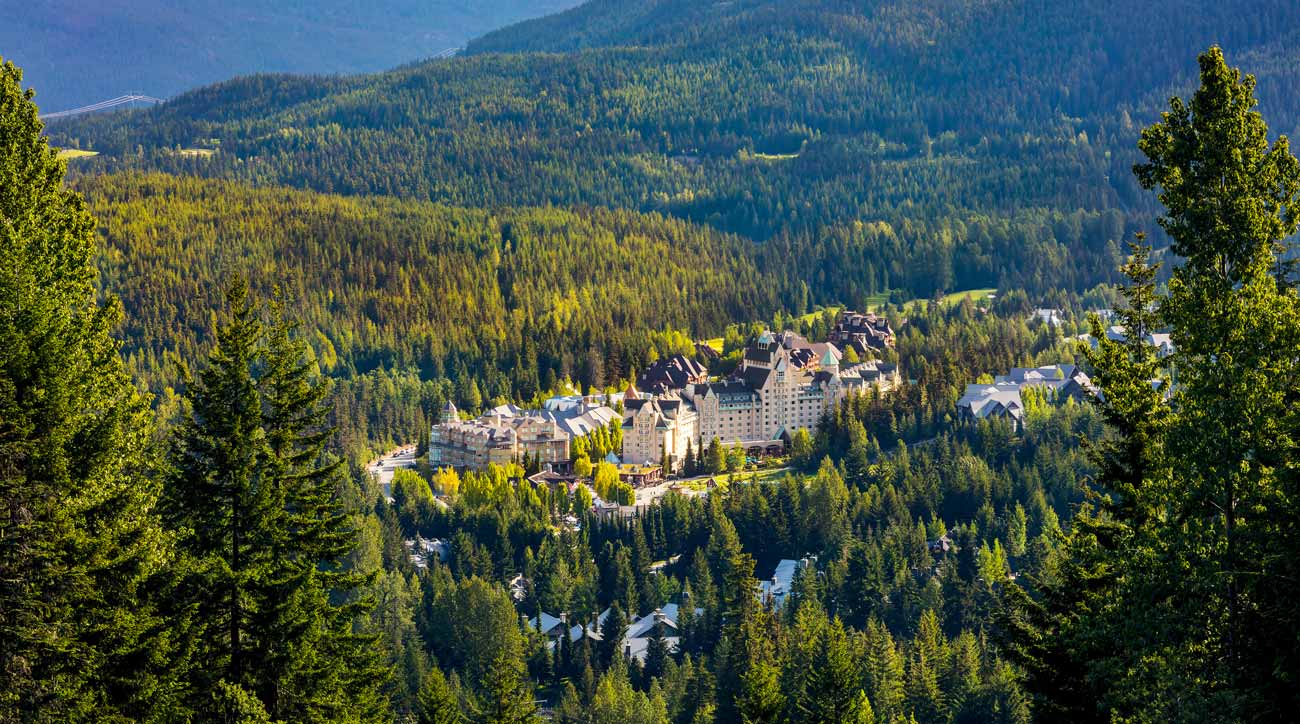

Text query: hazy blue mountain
(3, 0), (579, 111)
(43, 0), (1300, 301)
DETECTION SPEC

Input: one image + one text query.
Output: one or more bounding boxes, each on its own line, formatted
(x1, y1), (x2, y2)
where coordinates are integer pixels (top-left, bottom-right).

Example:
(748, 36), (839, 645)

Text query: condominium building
(622, 387), (699, 471)
(624, 331), (901, 466)
(429, 402), (569, 471)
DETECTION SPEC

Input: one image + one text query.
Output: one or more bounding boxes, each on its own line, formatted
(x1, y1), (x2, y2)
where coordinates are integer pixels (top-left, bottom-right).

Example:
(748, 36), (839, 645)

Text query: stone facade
(685, 331), (900, 447)
(624, 332), (902, 463)
(429, 402), (569, 471)
(622, 388), (700, 472)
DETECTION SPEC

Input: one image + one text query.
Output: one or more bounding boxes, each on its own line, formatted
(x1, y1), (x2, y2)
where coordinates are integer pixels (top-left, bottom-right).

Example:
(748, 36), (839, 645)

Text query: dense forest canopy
(4, 0), (1300, 718)
(45, 1), (1300, 302)
(83, 172), (785, 391)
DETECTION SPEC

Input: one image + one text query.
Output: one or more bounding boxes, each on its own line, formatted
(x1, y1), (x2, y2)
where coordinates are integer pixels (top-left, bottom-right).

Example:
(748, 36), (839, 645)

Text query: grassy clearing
(862, 293), (891, 312)
(702, 337), (723, 353)
(176, 148), (216, 157)
(752, 151), (800, 161)
(867, 288), (997, 312)
(748, 466), (792, 483)
(56, 149), (98, 160)
(935, 288), (997, 307)
(796, 305), (842, 324)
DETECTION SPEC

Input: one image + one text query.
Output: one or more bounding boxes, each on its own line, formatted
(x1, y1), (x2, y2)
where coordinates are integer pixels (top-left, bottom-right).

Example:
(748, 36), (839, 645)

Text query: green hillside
(47, 1), (1300, 301)
(81, 172), (787, 394)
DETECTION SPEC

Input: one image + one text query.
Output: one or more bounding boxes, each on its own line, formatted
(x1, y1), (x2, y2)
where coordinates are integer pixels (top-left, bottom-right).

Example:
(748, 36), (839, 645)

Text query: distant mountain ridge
(46, 0), (1300, 303)
(3, 0), (580, 111)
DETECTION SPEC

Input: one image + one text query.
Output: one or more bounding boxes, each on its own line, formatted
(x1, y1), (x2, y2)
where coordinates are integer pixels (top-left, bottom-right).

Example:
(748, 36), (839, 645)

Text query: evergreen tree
(164, 280), (388, 721)
(1129, 45), (1300, 719)
(599, 603), (628, 671)
(1007, 46), (1300, 722)
(468, 651), (539, 724)
(644, 622), (670, 682)
(0, 57), (176, 720)
(863, 619), (905, 722)
(705, 438), (726, 475)
(804, 618), (869, 724)
(418, 667), (463, 724)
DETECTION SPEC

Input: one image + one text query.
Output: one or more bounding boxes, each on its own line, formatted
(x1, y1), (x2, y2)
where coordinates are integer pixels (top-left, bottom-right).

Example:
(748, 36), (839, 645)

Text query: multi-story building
(624, 331), (901, 465)
(829, 310), (896, 353)
(429, 402), (569, 471)
(689, 331), (900, 449)
(687, 331), (850, 447)
(621, 388), (699, 472)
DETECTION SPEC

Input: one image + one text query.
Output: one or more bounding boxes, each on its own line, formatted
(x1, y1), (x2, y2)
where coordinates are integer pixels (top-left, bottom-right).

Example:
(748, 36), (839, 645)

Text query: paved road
(366, 446), (418, 500)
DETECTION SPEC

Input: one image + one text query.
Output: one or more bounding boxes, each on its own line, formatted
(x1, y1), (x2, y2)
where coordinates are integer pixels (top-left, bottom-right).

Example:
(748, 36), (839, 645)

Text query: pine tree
(0, 56), (176, 720)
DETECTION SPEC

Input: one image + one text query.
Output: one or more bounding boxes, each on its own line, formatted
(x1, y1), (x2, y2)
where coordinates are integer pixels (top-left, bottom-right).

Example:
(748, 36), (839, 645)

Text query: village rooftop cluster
(428, 310), (903, 481)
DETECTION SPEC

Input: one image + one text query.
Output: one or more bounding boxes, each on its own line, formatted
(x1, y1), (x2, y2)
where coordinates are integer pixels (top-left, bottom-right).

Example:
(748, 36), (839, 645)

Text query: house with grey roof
(1077, 327), (1176, 358)
(957, 364), (1097, 428)
(829, 310), (896, 352)
(755, 557), (818, 611)
(637, 354), (709, 394)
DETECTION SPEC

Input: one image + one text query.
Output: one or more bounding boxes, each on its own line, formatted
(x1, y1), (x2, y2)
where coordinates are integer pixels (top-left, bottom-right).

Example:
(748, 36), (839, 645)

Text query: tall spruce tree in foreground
(1003, 46), (1300, 722)
(1136, 46), (1300, 719)
(165, 280), (388, 721)
(0, 58), (176, 721)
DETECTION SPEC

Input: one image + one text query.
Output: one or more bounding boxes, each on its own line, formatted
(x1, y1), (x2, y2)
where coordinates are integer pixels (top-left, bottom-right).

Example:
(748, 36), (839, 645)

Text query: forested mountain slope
(47, 1), (1300, 300)
(80, 172), (788, 406)
(3, 0), (579, 110)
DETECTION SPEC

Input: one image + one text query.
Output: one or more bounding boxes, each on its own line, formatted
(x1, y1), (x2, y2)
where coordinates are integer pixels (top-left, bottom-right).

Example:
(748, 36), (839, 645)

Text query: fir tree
(164, 280), (388, 721)
(598, 602), (628, 671)
(468, 651), (539, 724)
(0, 56), (176, 721)
(644, 621), (670, 681)
(1129, 45), (1300, 718)
(418, 668), (463, 724)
